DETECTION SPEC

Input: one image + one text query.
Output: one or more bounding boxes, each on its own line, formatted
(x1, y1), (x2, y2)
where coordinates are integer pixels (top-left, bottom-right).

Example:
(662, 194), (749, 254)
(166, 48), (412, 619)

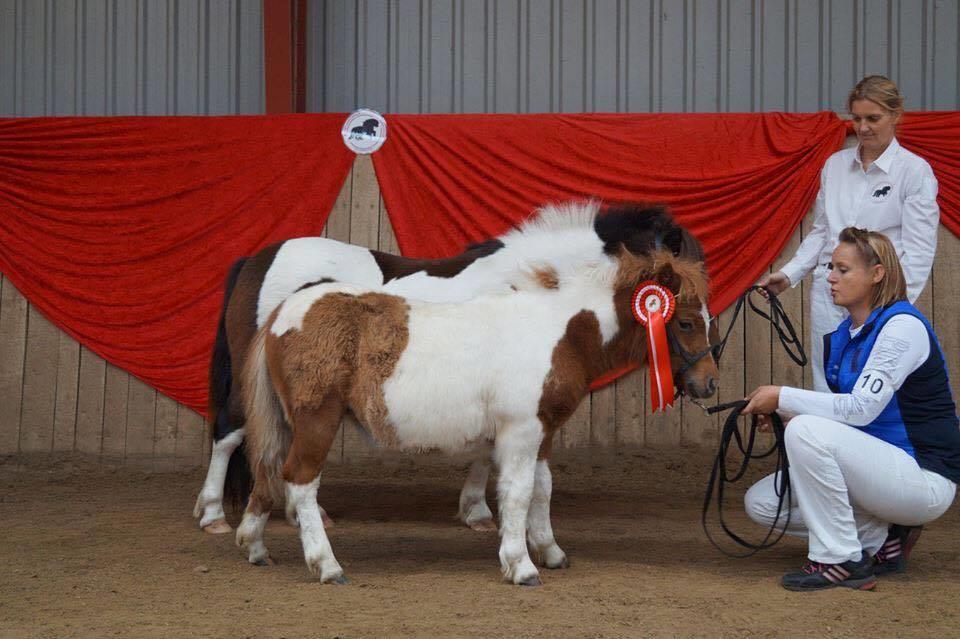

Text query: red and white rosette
(631, 282), (676, 413)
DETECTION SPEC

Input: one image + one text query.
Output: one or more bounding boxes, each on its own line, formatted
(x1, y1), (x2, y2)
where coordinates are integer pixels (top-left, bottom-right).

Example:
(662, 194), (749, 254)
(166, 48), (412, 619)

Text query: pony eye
(678, 320), (694, 332)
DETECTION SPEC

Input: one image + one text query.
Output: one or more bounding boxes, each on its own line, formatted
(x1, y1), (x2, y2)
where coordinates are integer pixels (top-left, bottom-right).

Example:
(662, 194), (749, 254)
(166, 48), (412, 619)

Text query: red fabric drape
(373, 112), (849, 315)
(893, 112), (960, 237)
(0, 115), (353, 414)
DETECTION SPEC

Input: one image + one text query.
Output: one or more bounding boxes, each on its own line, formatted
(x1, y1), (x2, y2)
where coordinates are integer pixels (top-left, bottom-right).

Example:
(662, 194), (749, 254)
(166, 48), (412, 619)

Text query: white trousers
(808, 268), (847, 392)
(745, 414), (956, 564)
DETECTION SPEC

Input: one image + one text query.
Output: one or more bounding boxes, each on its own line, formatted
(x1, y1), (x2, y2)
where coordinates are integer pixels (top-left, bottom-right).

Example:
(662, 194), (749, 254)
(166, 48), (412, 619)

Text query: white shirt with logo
(780, 138), (940, 302)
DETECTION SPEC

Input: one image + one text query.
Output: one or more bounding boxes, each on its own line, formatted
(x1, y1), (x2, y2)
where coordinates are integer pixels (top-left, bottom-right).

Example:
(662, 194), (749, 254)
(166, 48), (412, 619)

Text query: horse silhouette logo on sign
(341, 109), (388, 154)
(349, 119), (379, 140)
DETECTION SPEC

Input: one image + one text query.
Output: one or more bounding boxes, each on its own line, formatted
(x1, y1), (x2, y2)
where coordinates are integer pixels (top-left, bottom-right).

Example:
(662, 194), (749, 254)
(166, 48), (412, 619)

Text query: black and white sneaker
(873, 524), (923, 576)
(781, 552), (877, 592)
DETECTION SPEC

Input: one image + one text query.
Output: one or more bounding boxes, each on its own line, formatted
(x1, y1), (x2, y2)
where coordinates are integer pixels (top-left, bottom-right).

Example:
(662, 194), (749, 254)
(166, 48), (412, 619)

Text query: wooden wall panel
(52, 334), (80, 452)
(18, 306), (59, 453)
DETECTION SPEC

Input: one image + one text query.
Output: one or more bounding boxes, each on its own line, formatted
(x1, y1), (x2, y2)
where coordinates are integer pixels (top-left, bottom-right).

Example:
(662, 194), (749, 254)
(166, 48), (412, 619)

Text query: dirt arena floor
(3, 447), (960, 639)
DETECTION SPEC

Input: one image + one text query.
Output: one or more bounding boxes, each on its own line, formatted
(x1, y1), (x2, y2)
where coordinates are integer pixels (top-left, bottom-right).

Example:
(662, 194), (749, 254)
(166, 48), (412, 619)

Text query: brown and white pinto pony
(237, 245), (717, 585)
(195, 201), (711, 534)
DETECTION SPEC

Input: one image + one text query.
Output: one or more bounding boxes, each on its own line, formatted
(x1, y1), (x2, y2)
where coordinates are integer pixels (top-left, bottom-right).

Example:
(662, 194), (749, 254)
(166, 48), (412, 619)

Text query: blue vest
(824, 301), (960, 483)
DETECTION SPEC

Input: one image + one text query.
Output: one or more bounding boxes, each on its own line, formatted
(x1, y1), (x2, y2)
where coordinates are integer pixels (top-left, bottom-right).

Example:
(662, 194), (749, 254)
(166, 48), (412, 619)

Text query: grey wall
(0, 0), (264, 117)
(309, 0), (959, 114)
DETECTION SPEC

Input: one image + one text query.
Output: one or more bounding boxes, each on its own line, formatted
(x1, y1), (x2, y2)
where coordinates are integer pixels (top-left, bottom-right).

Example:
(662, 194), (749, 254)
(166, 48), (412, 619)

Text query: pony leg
(494, 419), (543, 586)
(284, 402), (346, 584)
(283, 485), (335, 529)
(457, 446), (496, 531)
(526, 458), (568, 569)
(235, 468), (275, 566)
(194, 428), (244, 533)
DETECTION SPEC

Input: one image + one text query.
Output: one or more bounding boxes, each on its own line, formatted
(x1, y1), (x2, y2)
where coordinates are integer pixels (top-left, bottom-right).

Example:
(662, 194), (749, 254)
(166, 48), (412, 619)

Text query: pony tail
(207, 256), (247, 444)
(242, 326), (291, 505)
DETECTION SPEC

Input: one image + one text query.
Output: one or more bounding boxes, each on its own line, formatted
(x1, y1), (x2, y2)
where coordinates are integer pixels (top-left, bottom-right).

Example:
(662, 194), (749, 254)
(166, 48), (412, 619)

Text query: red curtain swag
(889, 112), (960, 237)
(0, 115), (354, 414)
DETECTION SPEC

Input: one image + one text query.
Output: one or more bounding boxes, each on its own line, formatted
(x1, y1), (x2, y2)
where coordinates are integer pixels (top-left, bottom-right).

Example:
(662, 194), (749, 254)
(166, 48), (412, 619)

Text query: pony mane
(503, 199), (602, 241)
(615, 248), (708, 302)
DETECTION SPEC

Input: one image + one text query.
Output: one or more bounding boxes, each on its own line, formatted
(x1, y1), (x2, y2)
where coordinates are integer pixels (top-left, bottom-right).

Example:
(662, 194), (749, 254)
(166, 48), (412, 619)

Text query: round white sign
(341, 109), (387, 154)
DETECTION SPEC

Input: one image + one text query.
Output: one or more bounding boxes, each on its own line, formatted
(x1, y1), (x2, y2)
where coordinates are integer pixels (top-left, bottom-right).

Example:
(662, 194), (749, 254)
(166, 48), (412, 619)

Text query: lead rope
(682, 287), (805, 556)
(701, 401), (791, 556)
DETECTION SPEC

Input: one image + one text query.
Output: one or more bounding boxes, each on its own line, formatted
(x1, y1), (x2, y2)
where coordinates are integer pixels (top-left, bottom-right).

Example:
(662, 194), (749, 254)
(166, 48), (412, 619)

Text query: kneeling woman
(742, 227), (960, 592)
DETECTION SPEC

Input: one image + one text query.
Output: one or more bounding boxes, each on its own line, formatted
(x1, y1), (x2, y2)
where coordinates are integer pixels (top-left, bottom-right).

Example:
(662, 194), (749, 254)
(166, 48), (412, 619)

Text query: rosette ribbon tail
(646, 308), (674, 412)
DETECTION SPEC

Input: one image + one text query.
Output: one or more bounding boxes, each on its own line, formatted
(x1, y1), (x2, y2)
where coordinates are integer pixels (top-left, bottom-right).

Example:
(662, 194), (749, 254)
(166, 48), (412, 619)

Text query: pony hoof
(202, 519), (233, 535)
(251, 556), (275, 567)
(467, 518), (497, 532)
(325, 574), (349, 585)
(544, 556), (570, 570)
(518, 575), (542, 587)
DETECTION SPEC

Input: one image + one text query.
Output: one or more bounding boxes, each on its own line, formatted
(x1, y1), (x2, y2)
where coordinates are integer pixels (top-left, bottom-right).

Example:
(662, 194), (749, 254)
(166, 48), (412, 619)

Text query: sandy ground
(2, 447), (960, 639)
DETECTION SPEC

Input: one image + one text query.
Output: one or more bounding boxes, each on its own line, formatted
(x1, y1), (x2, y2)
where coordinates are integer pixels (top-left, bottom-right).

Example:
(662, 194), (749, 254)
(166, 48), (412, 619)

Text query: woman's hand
(742, 385), (782, 415)
(756, 271), (791, 298)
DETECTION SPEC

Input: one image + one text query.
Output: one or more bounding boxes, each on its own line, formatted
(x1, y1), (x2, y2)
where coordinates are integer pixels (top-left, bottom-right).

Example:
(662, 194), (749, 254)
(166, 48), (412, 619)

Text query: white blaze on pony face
(701, 301), (711, 344)
(270, 282), (368, 336)
(258, 237), (383, 327)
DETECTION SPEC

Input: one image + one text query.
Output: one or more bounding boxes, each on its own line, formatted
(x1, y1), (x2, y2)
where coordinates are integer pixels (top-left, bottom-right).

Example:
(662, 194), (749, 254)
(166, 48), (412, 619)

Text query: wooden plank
(715, 300), (746, 413)
(932, 226), (960, 403)
(101, 363), (129, 462)
(348, 155), (380, 249)
(18, 305), (59, 453)
(643, 381), (683, 447)
(75, 346), (106, 456)
(771, 226), (805, 392)
(378, 194), (400, 255)
(175, 405), (206, 470)
(614, 369), (645, 446)
(325, 159), (354, 241)
(561, 395), (591, 449)
(744, 273), (773, 396)
(52, 332), (80, 452)
(123, 376), (157, 462)
(342, 154), (379, 460)
(153, 393), (179, 470)
(589, 383), (616, 448)
(0, 275), (28, 454)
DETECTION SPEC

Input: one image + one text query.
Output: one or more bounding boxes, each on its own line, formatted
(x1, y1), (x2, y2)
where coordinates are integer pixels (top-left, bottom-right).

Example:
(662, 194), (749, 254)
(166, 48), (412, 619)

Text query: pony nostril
(706, 378), (717, 395)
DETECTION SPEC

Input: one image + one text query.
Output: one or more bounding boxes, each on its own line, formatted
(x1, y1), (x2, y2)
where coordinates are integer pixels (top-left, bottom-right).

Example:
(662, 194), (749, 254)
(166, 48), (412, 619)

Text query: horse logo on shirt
(872, 185), (893, 201)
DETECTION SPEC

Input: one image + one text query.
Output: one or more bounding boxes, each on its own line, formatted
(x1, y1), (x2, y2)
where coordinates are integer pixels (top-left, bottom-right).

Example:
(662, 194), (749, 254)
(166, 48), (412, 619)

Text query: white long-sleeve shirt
(780, 138), (940, 302)
(778, 314), (930, 425)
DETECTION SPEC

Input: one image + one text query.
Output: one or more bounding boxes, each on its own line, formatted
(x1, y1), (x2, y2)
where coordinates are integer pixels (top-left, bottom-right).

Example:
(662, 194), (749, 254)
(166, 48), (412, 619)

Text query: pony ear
(653, 261), (682, 292)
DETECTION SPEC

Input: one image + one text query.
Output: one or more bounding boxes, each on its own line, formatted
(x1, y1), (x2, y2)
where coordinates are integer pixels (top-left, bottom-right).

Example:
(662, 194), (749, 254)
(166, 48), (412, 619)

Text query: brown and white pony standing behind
(237, 245), (717, 585)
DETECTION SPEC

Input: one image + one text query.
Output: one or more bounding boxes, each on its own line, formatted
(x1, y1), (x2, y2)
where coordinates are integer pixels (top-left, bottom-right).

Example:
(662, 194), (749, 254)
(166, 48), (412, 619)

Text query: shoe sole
(783, 576), (878, 592)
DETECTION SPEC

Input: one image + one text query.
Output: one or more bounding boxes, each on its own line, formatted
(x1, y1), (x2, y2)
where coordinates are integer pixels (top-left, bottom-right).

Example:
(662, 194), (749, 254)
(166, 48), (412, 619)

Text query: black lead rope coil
(701, 401), (791, 557)
(696, 286), (805, 557)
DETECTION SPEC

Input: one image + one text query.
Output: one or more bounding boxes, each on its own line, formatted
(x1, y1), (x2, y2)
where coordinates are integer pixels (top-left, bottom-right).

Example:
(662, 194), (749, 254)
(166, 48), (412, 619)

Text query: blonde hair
(847, 75), (904, 115)
(838, 227), (907, 309)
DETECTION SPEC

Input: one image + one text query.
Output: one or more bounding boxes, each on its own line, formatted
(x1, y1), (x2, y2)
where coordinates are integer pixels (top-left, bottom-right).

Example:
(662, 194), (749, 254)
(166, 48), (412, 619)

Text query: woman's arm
(776, 315), (930, 425)
(779, 167), (829, 287)
(899, 166), (939, 302)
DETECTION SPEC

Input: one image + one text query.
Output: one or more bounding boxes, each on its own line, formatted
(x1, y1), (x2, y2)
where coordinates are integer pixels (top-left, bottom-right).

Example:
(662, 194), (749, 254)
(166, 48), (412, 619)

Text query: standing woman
(743, 228), (960, 591)
(759, 75), (940, 391)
